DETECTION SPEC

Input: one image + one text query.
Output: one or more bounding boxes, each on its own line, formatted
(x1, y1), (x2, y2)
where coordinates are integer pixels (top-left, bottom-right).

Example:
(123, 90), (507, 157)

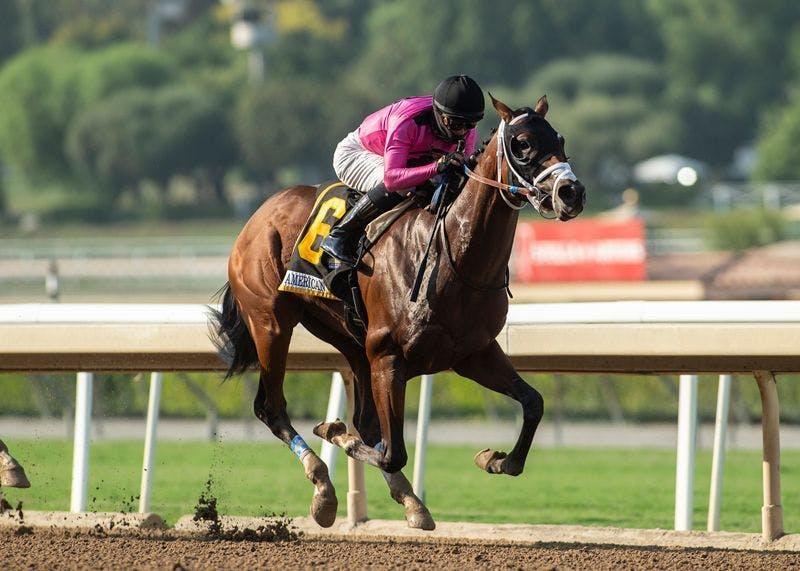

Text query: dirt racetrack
(3, 527), (800, 570)
(3, 509), (800, 571)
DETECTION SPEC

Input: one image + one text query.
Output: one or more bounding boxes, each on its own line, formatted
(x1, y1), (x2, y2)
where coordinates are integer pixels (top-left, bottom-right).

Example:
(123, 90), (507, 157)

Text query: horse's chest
(398, 300), (505, 372)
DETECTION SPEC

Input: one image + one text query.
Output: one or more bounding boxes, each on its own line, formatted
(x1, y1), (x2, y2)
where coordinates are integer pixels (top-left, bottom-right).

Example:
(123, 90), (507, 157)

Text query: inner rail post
(412, 374), (434, 501)
(707, 374), (732, 531)
(674, 374), (698, 531)
(754, 370), (783, 541)
(70, 372), (93, 512)
(139, 372), (163, 513)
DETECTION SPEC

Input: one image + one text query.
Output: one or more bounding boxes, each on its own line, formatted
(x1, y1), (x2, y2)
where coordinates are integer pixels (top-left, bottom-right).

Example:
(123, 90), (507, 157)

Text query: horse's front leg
(453, 341), (544, 476)
(314, 360), (434, 530)
(381, 470), (435, 530)
(312, 418), (435, 530)
(367, 353), (409, 473)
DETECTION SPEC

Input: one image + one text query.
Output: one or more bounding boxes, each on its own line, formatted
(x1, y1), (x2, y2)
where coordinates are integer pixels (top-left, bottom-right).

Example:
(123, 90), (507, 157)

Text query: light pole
(147, 0), (188, 47)
(228, 4), (273, 82)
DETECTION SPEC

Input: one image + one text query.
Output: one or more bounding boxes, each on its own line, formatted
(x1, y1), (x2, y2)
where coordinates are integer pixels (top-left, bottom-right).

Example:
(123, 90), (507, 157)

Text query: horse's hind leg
(0, 439), (30, 488)
(453, 341), (544, 476)
(248, 307), (338, 527)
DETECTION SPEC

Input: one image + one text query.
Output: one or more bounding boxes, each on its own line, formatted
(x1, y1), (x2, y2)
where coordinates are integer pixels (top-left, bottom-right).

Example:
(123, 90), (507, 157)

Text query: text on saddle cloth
(278, 181), (415, 300)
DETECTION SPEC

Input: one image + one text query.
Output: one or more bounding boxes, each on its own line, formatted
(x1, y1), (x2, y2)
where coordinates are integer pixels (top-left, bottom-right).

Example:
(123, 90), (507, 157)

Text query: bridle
(465, 113), (577, 217)
(412, 109), (580, 301)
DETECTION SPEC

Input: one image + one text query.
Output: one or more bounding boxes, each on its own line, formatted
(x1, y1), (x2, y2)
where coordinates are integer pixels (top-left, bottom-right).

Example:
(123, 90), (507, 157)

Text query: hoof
(313, 419), (347, 442)
(406, 506), (436, 531)
(310, 488), (338, 528)
(474, 448), (507, 474)
(0, 466), (30, 488)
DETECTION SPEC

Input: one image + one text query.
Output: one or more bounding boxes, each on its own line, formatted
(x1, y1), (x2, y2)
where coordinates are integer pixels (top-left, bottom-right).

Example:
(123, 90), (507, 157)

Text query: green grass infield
(3, 440), (798, 533)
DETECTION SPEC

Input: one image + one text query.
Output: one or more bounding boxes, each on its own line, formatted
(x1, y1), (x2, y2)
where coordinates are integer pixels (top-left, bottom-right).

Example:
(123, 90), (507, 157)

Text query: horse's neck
(446, 136), (519, 279)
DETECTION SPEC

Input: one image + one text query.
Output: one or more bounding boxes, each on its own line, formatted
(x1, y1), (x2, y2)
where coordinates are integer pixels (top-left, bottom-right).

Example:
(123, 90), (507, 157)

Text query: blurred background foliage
(1, 370), (797, 426)
(1, 0), (800, 223)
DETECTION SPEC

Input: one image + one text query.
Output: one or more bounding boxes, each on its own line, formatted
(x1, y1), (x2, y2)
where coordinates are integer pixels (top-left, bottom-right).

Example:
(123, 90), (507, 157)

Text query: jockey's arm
(382, 124), (438, 192)
(382, 123), (479, 193)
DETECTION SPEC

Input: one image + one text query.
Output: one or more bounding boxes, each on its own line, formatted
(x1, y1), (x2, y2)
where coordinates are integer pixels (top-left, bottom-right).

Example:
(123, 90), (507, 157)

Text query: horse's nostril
(561, 182), (586, 205)
(556, 184), (580, 204)
(560, 186), (576, 201)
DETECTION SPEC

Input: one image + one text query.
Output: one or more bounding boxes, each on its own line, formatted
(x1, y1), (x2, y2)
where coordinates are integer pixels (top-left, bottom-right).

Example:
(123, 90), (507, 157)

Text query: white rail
(2, 301), (798, 541)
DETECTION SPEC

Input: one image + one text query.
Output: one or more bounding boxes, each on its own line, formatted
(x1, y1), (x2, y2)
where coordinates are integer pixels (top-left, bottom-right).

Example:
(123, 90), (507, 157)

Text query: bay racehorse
(211, 95), (586, 530)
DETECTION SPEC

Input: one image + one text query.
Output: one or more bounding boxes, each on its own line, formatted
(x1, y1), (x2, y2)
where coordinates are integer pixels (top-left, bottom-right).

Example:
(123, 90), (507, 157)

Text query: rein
(437, 218), (512, 297)
(410, 114), (578, 302)
(410, 173), (512, 302)
(410, 176), (453, 302)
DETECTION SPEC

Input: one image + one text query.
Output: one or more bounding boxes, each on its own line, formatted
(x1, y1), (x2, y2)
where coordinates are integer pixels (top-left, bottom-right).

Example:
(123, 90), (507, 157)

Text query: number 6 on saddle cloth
(279, 180), (433, 344)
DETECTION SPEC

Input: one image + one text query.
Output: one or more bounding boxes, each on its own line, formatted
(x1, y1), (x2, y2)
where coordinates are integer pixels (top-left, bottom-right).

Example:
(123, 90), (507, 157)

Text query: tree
(11, 0), (184, 46)
(66, 86), (237, 209)
(0, 43), (176, 185)
(753, 97), (800, 181)
(0, 161), (7, 217)
(498, 54), (680, 205)
(646, 0), (800, 165)
(0, 46), (82, 180)
(76, 42), (176, 108)
(235, 77), (372, 183)
(347, 0), (662, 98)
(0, 0), (24, 66)
(148, 85), (238, 207)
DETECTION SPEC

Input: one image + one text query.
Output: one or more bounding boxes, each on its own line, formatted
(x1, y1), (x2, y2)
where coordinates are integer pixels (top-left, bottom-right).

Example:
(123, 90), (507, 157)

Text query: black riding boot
(321, 185), (403, 265)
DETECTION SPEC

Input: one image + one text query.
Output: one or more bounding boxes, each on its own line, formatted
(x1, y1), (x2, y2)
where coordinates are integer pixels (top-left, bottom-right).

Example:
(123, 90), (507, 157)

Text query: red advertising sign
(513, 218), (646, 282)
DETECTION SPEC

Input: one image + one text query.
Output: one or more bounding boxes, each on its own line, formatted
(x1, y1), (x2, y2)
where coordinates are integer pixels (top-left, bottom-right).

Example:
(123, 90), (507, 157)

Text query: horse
(211, 94), (586, 530)
(0, 439), (30, 489)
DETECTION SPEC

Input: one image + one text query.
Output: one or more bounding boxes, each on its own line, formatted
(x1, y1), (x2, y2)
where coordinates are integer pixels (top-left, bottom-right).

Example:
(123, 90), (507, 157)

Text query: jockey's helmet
(433, 75), (484, 142)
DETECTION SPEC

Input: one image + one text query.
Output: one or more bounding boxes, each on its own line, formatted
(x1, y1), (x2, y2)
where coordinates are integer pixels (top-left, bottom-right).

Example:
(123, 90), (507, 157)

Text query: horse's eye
(510, 138), (532, 161)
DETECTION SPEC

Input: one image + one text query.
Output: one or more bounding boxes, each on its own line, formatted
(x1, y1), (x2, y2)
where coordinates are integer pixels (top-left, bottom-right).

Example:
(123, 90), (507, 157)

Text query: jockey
(321, 74), (485, 265)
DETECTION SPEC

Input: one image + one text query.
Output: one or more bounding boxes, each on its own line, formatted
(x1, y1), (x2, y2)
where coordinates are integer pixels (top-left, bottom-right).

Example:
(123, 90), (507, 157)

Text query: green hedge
(2, 371), (796, 424)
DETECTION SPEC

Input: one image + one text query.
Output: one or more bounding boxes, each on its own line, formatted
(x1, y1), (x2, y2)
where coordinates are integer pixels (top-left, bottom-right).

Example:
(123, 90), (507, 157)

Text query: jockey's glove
(436, 149), (467, 174)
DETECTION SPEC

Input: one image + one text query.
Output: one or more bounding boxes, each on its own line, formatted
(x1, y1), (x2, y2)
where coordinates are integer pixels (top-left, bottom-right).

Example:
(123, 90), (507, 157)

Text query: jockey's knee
(367, 184), (405, 210)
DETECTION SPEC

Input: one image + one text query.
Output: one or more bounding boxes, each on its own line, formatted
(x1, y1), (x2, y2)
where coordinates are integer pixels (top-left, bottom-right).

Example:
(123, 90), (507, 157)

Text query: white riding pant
(332, 131), (386, 193)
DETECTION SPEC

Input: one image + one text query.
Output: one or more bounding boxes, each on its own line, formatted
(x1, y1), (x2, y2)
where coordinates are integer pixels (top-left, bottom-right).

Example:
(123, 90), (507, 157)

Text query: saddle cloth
(278, 181), (415, 300)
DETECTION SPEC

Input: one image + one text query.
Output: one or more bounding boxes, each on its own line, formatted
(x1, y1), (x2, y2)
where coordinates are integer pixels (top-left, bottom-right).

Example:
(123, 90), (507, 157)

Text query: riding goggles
(442, 114), (478, 131)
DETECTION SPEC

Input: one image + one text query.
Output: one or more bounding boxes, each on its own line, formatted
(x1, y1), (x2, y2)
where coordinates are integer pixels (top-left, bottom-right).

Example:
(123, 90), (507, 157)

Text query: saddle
(278, 181), (416, 344)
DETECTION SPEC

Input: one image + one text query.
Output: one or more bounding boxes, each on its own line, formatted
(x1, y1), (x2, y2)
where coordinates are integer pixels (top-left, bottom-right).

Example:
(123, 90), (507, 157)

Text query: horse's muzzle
(554, 180), (586, 221)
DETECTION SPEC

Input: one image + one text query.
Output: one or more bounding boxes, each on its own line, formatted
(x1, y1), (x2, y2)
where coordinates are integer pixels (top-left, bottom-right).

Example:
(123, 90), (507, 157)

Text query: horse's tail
(208, 282), (259, 380)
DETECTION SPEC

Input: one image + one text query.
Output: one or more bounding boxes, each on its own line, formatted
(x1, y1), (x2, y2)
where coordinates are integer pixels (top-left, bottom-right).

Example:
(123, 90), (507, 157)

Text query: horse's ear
(489, 92), (515, 123)
(535, 95), (549, 117)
